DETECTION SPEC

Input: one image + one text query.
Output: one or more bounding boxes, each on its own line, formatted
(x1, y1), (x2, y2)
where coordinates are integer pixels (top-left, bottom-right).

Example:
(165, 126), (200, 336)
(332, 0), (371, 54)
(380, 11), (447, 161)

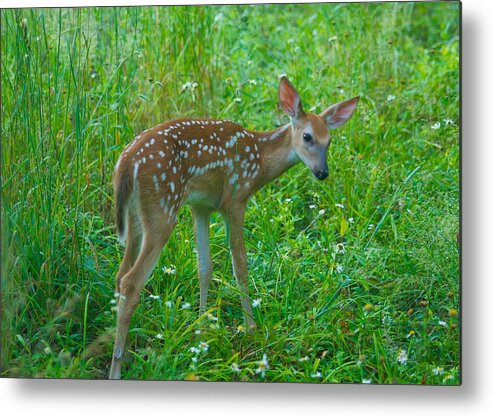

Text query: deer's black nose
(315, 168), (329, 180)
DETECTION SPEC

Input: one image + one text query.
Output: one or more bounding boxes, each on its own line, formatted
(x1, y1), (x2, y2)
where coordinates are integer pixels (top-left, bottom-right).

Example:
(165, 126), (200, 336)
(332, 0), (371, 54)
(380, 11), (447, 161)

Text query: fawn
(109, 76), (359, 379)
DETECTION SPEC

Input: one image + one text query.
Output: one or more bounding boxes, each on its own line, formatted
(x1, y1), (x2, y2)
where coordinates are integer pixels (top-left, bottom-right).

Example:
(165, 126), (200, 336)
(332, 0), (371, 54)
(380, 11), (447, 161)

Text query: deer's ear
(278, 76), (304, 120)
(320, 96), (360, 129)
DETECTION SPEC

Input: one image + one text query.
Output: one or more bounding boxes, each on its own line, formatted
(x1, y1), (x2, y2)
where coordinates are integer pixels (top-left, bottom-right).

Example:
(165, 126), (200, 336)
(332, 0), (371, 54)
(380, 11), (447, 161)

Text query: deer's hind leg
(115, 202), (143, 295)
(109, 202), (178, 380)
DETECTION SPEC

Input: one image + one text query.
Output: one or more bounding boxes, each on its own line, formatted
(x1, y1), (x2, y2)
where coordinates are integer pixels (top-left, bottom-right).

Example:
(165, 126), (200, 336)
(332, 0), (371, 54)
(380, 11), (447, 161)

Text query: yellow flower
(448, 308), (458, 318)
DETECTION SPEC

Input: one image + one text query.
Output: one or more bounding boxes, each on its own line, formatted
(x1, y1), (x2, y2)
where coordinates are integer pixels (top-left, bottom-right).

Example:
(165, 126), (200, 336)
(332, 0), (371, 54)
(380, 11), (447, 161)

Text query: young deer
(109, 76), (359, 379)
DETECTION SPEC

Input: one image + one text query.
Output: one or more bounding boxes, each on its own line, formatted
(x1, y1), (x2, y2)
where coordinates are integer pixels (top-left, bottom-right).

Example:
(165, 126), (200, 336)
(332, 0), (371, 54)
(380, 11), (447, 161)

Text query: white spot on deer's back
(170, 182), (175, 193)
(153, 175), (159, 191)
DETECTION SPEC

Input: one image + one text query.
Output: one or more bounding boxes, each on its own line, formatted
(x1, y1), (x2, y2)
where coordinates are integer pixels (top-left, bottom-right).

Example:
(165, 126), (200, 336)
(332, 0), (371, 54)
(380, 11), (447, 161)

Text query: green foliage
(1, 3), (459, 384)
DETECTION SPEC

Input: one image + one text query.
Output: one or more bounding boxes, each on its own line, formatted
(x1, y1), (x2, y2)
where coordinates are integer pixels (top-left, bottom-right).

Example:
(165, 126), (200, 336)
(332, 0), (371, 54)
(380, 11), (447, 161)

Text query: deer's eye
(303, 132), (313, 143)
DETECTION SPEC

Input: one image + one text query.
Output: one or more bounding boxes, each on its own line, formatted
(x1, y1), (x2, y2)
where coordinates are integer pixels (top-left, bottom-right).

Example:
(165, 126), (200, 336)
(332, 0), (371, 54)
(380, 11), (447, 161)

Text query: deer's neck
(256, 124), (300, 185)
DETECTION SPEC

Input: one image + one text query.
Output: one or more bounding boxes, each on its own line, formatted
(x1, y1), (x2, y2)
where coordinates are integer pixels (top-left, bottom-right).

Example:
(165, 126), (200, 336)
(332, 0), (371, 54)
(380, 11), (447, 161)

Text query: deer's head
(278, 76), (359, 180)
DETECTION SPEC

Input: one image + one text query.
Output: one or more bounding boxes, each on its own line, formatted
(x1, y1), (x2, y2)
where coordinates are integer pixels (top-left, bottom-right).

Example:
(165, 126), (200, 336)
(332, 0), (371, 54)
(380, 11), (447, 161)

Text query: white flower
(333, 242), (346, 254)
(207, 313), (218, 321)
(199, 341), (209, 352)
(190, 346), (200, 354)
(162, 266), (176, 274)
(182, 81), (198, 91)
(309, 204), (316, 209)
(233, 97), (242, 102)
(438, 320), (448, 328)
(310, 371), (322, 379)
(432, 367), (444, 376)
(318, 209), (326, 215)
(298, 356), (309, 362)
(256, 354), (269, 377)
(368, 224), (375, 230)
(348, 217), (354, 223)
(362, 378), (372, 384)
(252, 298), (262, 308)
(248, 79), (257, 85)
(165, 300), (173, 308)
(155, 333), (163, 340)
(328, 35), (338, 42)
(387, 94), (396, 101)
(191, 356), (198, 363)
(431, 122), (441, 130)
(285, 198), (292, 203)
(110, 298), (117, 305)
(149, 294), (160, 300)
(444, 118), (454, 125)
(335, 203), (345, 209)
(231, 363), (241, 373)
(397, 349), (408, 365)
(335, 264), (344, 273)
(181, 302), (191, 310)
(194, 329), (201, 335)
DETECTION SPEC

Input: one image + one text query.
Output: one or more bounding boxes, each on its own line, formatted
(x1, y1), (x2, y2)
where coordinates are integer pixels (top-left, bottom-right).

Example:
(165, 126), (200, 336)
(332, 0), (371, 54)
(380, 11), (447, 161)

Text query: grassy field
(1, 2), (460, 384)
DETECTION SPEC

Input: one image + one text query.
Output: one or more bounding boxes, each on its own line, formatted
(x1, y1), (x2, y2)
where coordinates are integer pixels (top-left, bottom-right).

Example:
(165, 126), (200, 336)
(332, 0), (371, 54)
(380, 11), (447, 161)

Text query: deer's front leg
(225, 204), (257, 331)
(192, 207), (213, 315)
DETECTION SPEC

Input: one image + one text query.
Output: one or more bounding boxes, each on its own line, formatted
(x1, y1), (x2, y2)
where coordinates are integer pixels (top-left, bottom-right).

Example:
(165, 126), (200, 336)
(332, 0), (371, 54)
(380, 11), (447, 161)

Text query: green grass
(1, 2), (460, 384)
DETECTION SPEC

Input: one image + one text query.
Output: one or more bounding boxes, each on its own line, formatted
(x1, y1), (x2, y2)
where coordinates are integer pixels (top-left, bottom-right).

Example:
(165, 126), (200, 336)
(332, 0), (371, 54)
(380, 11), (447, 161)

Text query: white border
(2, 0), (492, 416)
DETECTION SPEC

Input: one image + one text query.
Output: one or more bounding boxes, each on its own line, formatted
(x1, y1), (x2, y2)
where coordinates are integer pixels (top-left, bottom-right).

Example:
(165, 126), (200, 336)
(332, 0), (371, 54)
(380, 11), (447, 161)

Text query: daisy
(397, 349), (408, 365)
(252, 298), (262, 308)
(256, 354), (269, 377)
